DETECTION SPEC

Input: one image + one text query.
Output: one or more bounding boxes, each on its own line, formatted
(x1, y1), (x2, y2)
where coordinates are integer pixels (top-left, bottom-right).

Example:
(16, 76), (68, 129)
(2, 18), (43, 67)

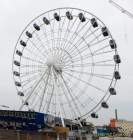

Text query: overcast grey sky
(0, 0), (133, 125)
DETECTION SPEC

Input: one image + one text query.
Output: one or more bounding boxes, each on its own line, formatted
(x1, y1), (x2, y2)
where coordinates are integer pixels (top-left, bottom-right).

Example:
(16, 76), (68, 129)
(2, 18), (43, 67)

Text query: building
(0, 110), (94, 140)
(110, 119), (133, 137)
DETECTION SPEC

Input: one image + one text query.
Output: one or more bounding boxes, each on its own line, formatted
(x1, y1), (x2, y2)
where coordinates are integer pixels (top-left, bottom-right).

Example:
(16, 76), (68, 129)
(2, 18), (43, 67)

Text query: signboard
(0, 110), (45, 130)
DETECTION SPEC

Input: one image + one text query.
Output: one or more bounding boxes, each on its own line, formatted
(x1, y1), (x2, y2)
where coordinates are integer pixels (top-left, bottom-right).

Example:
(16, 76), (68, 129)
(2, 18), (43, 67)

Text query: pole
(115, 109), (118, 120)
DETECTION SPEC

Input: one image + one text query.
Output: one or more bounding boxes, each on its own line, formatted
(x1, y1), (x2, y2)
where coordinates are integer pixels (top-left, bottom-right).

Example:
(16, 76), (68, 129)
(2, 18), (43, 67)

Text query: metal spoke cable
(60, 74), (82, 116)
(65, 27), (100, 56)
(24, 47), (45, 63)
(20, 69), (45, 77)
(28, 39), (47, 58)
(20, 64), (46, 69)
(34, 32), (50, 55)
(53, 69), (77, 119)
(39, 68), (51, 112)
(63, 12), (85, 51)
(63, 19), (90, 52)
(19, 68), (48, 110)
(21, 55), (45, 65)
(63, 71), (106, 93)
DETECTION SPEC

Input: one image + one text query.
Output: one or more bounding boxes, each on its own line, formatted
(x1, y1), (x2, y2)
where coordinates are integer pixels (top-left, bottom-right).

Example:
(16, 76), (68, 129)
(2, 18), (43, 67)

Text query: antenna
(109, 0), (133, 19)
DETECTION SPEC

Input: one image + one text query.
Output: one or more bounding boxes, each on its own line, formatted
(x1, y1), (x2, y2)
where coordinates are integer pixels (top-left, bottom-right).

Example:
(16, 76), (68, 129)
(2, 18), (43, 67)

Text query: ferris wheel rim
(12, 7), (120, 120)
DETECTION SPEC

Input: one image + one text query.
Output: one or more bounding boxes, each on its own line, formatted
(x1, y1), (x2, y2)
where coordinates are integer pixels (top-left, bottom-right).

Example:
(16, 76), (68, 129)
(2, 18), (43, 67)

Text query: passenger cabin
(13, 71), (20, 76)
(24, 102), (29, 106)
(26, 31), (32, 38)
(91, 113), (98, 118)
(109, 39), (117, 49)
(78, 13), (86, 22)
(114, 71), (121, 80)
(109, 87), (116, 95)
(18, 91), (24, 96)
(66, 11), (73, 20)
(91, 18), (98, 28)
(101, 102), (109, 109)
(16, 50), (22, 56)
(15, 82), (21, 87)
(114, 54), (121, 64)
(54, 13), (61, 21)
(33, 23), (40, 31)
(20, 40), (26, 47)
(14, 61), (20, 66)
(43, 17), (50, 25)
(101, 27), (109, 37)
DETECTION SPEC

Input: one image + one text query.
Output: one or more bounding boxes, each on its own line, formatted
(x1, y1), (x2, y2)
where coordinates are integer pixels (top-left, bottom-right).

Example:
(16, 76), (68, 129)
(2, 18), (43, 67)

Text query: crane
(109, 0), (133, 19)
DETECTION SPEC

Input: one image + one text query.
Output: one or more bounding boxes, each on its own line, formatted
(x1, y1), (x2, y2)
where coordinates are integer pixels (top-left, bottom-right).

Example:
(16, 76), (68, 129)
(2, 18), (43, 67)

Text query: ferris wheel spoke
(41, 85), (53, 113)
(63, 71), (106, 93)
(24, 47), (45, 62)
(70, 36), (110, 60)
(23, 83), (36, 94)
(88, 32), (106, 45)
(64, 20), (90, 52)
(59, 11), (74, 50)
(21, 74), (41, 86)
(72, 49), (114, 63)
(41, 24), (51, 51)
(45, 84), (54, 113)
(84, 27), (101, 40)
(63, 68), (113, 79)
(47, 13), (56, 55)
(89, 36), (110, 47)
(27, 74), (51, 108)
(68, 44), (89, 58)
(93, 44), (110, 54)
(57, 84), (67, 118)
(34, 32), (50, 55)
(58, 83), (78, 120)
(21, 55), (45, 65)
(20, 64), (46, 69)
(28, 39), (47, 58)
(55, 9), (62, 57)
(29, 84), (43, 108)
(53, 75), (66, 121)
(61, 40), (82, 62)
(60, 103), (67, 119)
(39, 68), (51, 112)
(64, 23), (92, 57)
(66, 27), (100, 55)
(63, 59), (114, 69)
(58, 21), (71, 60)
(63, 12), (87, 51)
(22, 72), (47, 93)
(93, 50), (115, 56)
(62, 73), (96, 107)
(42, 69), (54, 113)
(19, 68), (48, 110)
(62, 16), (79, 50)
(20, 69), (44, 77)
(60, 74), (82, 116)
(94, 59), (113, 64)
(53, 70), (78, 119)
(58, 15), (67, 58)
(64, 64), (114, 69)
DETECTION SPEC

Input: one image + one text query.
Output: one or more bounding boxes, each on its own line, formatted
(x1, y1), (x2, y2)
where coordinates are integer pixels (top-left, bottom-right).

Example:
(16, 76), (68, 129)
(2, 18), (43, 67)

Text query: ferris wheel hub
(46, 55), (63, 74)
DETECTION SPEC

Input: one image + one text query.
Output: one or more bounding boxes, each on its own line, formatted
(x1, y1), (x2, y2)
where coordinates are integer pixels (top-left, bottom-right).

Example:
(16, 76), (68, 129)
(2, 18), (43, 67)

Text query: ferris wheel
(13, 7), (121, 122)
